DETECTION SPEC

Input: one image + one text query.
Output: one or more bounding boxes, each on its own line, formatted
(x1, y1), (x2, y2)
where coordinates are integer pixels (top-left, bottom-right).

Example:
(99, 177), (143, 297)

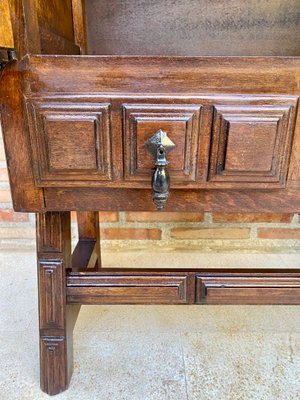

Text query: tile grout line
(180, 336), (190, 400)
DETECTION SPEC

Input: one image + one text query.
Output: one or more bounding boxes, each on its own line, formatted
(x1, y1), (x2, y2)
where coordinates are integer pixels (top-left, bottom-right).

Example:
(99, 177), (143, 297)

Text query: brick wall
(1, 127), (300, 251)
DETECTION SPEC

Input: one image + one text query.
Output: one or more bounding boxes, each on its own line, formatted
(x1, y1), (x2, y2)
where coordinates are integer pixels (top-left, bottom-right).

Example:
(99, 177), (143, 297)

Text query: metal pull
(144, 129), (175, 210)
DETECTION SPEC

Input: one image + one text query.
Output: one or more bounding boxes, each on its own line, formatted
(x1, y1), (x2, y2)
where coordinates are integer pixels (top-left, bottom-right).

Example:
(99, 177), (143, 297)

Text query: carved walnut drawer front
(4, 55), (300, 212)
(26, 95), (297, 188)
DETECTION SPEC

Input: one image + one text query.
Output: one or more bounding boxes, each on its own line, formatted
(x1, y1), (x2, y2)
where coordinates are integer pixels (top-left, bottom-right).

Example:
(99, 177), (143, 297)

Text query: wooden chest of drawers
(1, 0), (300, 395)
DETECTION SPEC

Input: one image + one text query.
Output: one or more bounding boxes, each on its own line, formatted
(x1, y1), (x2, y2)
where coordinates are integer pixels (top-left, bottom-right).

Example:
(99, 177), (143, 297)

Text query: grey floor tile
(0, 301), (36, 331)
(75, 305), (300, 336)
(70, 333), (187, 400)
(0, 331), (40, 400)
(103, 251), (300, 270)
(181, 332), (300, 400)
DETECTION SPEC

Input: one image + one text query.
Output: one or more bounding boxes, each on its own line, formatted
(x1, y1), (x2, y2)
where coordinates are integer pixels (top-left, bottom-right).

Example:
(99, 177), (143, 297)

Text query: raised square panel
(208, 102), (297, 188)
(195, 275), (300, 305)
(26, 100), (112, 186)
(225, 121), (278, 173)
(122, 104), (203, 184)
(46, 117), (99, 171)
(38, 261), (64, 329)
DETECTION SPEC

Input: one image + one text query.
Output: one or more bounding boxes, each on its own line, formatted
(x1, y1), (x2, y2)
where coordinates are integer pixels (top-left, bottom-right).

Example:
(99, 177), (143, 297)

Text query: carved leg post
(37, 212), (73, 395)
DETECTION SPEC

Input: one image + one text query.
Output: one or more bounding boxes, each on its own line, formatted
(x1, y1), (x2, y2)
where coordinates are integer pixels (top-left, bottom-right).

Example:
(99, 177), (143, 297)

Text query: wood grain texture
(39, 337), (69, 395)
(77, 211), (100, 240)
(0, 61), (44, 211)
(71, 0), (88, 53)
(36, 0), (74, 43)
(26, 100), (112, 185)
(35, 0), (80, 54)
(37, 212), (74, 395)
(44, 188), (300, 213)
(37, 212), (63, 253)
(7, 0), (79, 56)
(0, 0), (14, 49)
(196, 274), (300, 304)
(6, 0), (28, 58)
(123, 103), (203, 184)
(38, 261), (65, 329)
(86, 0), (300, 56)
(66, 270), (300, 305)
(39, 26), (80, 55)
(77, 211), (101, 268)
(23, 92), (298, 191)
(22, 0), (41, 53)
(27, 55), (300, 95)
(208, 102), (297, 188)
(72, 240), (97, 271)
(67, 273), (188, 304)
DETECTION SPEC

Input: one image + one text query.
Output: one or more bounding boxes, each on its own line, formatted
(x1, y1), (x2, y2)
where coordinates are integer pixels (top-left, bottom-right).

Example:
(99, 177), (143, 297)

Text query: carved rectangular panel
(67, 274), (188, 304)
(196, 275), (300, 304)
(37, 212), (63, 253)
(122, 103), (203, 184)
(208, 98), (297, 188)
(40, 337), (67, 394)
(38, 261), (65, 329)
(26, 100), (112, 186)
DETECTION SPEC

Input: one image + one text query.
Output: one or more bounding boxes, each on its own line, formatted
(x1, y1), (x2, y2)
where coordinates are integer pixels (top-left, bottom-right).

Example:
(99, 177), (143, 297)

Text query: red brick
(125, 212), (204, 223)
(71, 211), (119, 223)
(0, 146), (6, 162)
(170, 228), (250, 239)
(0, 189), (11, 203)
(0, 227), (35, 239)
(212, 213), (293, 223)
(0, 210), (28, 222)
(99, 212), (119, 223)
(71, 211), (77, 222)
(257, 228), (300, 240)
(101, 228), (161, 240)
(0, 168), (8, 181)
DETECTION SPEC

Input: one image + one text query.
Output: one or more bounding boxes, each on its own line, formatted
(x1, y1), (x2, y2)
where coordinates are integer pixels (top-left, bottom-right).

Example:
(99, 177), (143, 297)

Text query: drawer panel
(207, 100), (297, 188)
(122, 103), (204, 183)
(196, 275), (300, 304)
(26, 100), (112, 185)
(67, 274), (188, 304)
(25, 94), (297, 191)
(122, 96), (297, 190)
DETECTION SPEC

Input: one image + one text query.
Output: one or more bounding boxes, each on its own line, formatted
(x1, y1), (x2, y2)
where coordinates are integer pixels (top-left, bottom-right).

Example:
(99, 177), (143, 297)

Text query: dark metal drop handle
(144, 130), (175, 210)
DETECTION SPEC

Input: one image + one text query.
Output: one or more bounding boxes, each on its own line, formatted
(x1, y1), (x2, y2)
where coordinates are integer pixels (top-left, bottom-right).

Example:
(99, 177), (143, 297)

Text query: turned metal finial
(144, 129), (175, 210)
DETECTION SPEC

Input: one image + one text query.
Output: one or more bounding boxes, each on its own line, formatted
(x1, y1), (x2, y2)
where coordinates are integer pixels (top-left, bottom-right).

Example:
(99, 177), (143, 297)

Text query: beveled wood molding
(208, 101), (297, 188)
(123, 103), (203, 183)
(196, 275), (300, 304)
(66, 271), (300, 305)
(37, 212), (73, 395)
(67, 273), (188, 304)
(37, 212), (63, 253)
(26, 99), (112, 186)
(38, 261), (65, 329)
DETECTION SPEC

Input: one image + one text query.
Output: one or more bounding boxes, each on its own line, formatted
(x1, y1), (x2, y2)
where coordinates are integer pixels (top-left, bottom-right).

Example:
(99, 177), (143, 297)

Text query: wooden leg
(37, 212), (73, 395)
(77, 211), (101, 268)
